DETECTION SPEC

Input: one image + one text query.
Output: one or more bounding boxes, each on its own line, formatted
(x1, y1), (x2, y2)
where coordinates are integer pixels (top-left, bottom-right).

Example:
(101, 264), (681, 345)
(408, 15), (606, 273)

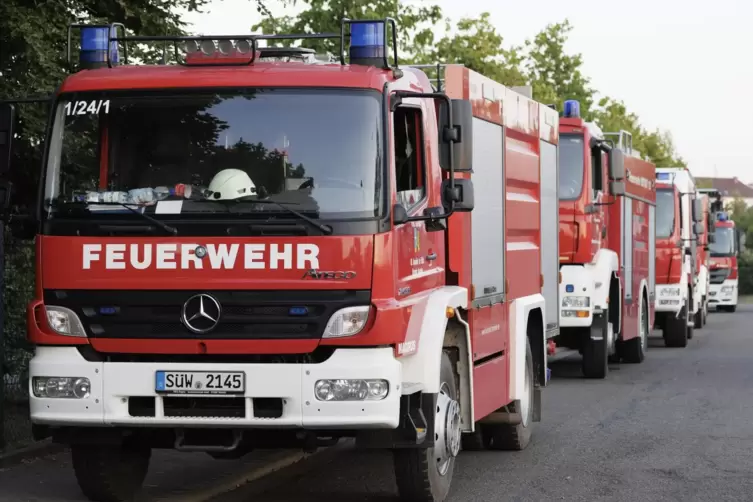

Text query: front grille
(710, 268), (730, 284)
(44, 289), (370, 340)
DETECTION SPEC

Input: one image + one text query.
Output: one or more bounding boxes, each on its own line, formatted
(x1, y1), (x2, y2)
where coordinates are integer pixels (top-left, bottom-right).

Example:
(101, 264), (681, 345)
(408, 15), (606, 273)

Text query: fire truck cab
(654, 168), (704, 346)
(556, 100), (657, 379)
(0, 19), (559, 502)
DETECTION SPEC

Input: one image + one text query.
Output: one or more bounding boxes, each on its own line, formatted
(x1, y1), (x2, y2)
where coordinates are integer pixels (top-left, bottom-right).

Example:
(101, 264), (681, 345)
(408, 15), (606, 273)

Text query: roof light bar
(563, 100), (580, 119)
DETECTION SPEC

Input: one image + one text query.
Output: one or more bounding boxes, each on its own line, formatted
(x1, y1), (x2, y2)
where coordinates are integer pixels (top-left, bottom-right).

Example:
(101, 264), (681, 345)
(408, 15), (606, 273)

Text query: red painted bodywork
(29, 60), (554, 421)
(655, 182), (682, 285)
(558, 118), (656, 342)
(710, 220), (738, 279)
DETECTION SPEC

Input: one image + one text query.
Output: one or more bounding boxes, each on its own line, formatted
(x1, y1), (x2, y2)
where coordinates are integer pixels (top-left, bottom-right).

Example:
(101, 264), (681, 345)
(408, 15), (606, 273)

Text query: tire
(664, 304), (689, 348)
(693, 305), (703, 329)
(620, 296), (648, 364)
(72, 441), (151, 502)
(460, 428), (486, 451)
(702, 297), (708, 326)
(482, 338), (535, 451)
(394, 351), (460, 502)
(729, 305), (737, 313)
(582, 312), (609, 379)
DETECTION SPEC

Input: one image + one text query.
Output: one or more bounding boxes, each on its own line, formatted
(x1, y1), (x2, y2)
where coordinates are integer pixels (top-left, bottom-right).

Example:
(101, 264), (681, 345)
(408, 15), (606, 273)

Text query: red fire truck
(0, 19), (559, 502)
(699, 189), (745, 312)
(654, 168), (703, 346)
(555, 100), (656, 379)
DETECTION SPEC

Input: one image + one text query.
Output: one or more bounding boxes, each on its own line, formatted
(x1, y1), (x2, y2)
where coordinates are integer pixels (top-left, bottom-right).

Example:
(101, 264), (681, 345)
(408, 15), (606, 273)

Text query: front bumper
(559, 266), (594, 328)
(655, 284), (683, 313)
(29, 346), (402, 429)
(709, 279), (738, 307)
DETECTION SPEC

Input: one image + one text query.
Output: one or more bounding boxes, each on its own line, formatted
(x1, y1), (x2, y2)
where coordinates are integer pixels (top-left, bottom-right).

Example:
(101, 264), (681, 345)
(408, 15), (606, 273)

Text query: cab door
(392, 100), (445, 299)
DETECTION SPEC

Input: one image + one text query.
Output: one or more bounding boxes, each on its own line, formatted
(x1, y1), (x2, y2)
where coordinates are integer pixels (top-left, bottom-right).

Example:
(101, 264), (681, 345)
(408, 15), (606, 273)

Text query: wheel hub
(434, 386), (461, 476)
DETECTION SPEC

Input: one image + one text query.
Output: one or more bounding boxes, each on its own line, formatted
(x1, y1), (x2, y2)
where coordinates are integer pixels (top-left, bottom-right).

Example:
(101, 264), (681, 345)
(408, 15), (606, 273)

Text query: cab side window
(591, 148), (603, 195)
(394, 107), (425, 210)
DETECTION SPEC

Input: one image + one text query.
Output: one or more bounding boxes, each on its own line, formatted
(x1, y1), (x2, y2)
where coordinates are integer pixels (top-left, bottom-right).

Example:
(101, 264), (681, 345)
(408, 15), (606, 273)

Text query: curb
(0, 439), (66, 468)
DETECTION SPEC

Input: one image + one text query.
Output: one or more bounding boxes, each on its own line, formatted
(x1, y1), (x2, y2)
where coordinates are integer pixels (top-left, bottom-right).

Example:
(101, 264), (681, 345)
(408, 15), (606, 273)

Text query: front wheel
(582, 311), (609, 379)
(394, 351), (460, 502)
(664, 304), (689, 348)
(72, 441), (151, 502)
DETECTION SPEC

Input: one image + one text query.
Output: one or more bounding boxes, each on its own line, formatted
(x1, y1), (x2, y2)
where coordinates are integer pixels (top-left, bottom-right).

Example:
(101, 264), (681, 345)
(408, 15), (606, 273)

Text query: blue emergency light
(717, 211), (729, 221)
(80, 25), (119, 68)
(563, 100), (581, 118)
(656, 172), (671, 181)
(349, 21), (385, 65)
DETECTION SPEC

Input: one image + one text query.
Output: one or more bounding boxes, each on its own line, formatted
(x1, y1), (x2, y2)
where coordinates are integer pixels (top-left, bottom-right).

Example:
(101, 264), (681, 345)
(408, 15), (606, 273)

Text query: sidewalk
(0, 446), (313, 502)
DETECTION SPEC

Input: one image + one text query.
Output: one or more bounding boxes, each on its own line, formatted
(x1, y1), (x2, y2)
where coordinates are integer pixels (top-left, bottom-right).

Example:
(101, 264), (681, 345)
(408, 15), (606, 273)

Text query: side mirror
(708, 233), (716, 244)
(442, 178), (474, 212)
(609, 180), (625, 196)
(693, 222), (704, 235)
(0, 103), (15, 175)
(692, 198), (703, 222)
(608, 148), (625, 180)
(437, 98), (473, 173)
(392, 203), (409, 225)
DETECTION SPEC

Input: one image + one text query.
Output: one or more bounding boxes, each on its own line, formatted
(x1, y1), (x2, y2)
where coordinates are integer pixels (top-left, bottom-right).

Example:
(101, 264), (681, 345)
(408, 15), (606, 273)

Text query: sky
(184, 0), (753, 182)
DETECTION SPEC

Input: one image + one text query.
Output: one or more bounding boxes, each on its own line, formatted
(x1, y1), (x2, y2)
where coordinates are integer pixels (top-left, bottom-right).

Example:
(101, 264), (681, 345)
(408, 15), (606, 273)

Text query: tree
(591, 96), (686, 167)
(522, 20), (594, 116)
(418, 13), (525, 86)
(251, 0), (442, 62)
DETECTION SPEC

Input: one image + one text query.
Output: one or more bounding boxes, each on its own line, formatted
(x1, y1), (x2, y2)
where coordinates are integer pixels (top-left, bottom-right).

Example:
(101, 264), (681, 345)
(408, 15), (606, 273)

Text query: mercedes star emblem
(194, 245), (208, 259)
(181, 294), (222, 334)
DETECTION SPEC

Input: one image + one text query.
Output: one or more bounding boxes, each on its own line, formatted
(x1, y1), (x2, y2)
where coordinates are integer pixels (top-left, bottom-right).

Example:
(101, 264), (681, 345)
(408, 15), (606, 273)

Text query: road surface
(2, 306), (751, 502)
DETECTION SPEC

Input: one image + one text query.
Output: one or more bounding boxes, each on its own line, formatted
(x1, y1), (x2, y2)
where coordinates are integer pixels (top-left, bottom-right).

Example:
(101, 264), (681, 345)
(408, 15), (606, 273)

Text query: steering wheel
(297, 177), (364, 191)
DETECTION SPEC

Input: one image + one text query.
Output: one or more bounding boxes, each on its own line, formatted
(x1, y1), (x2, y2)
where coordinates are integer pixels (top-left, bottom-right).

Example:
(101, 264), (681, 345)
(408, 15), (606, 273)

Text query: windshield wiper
(243, 199), (333, 235)
(53, 201), (178, 236)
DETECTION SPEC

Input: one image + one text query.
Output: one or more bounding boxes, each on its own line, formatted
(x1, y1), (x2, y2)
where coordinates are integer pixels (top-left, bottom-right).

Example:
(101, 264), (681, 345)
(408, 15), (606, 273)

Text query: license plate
(155, 371), (245, 395)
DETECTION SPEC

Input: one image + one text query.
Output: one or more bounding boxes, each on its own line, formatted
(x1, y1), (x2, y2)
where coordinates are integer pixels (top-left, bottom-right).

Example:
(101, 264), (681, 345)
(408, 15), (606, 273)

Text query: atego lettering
(82, 243), (320, 270)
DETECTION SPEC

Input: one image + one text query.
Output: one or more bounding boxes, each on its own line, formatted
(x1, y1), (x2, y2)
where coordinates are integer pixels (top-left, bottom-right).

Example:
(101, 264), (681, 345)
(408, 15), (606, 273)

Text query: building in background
(695, 177), (753, 208)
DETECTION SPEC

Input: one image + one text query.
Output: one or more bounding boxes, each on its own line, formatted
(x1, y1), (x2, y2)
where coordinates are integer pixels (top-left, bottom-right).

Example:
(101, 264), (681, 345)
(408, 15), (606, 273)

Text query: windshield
(656, 189), (675, 238)
(559, 134), (585, 200)
(710, 227), (736, 257)
(43, 88), (384, 221)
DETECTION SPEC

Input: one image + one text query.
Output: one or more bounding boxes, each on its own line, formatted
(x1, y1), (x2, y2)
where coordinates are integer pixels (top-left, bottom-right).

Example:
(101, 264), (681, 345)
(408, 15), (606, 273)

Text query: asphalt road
(2, 306), (751, 501)
(212, 305), (753, 502)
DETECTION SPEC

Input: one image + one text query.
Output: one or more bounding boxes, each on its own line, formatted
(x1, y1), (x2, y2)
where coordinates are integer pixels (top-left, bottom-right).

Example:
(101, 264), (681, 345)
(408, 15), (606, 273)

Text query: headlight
(32, 377), (91, 399)
(45, 306), (87, 337)
(314, 379), (389, 401)
(322, 306), (370, 338)
(721, 286), (735, 293)
(660, 287), (681, 297)
(562, 296), (590, 308)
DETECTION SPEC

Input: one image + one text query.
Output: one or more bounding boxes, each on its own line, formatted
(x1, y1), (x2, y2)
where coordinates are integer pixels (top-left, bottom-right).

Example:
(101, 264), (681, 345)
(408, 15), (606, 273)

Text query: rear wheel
(394, 352), (460, 502)
(72, 441), (151, 502)
(582, 311), (609, 379)
(482, 339), (535, 451)
(620, 296), (648, 363)
(693, 302), (703, 329)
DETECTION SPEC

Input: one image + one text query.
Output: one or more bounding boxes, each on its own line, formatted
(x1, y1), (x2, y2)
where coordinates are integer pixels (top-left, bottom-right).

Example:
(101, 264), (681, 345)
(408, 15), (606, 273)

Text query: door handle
(427, 252), (437, 261)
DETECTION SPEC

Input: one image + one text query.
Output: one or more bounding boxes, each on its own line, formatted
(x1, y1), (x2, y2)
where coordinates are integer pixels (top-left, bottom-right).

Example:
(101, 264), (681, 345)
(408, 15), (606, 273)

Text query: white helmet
(206, 169), (257, 200)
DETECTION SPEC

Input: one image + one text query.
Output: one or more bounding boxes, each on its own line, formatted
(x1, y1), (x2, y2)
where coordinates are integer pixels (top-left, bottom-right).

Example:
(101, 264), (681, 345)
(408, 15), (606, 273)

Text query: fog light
(32, 377), (91, 399)
(314, 379), (389, 401)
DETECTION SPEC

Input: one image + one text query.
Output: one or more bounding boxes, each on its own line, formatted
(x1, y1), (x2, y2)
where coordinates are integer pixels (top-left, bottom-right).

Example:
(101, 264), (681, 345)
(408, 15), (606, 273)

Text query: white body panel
(30, 346), (402, 429)
(709, 278), (738, 308)
(559, 249), (619, 327)
(509, 293), (546, 401)
(540, 140), (559, 338)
